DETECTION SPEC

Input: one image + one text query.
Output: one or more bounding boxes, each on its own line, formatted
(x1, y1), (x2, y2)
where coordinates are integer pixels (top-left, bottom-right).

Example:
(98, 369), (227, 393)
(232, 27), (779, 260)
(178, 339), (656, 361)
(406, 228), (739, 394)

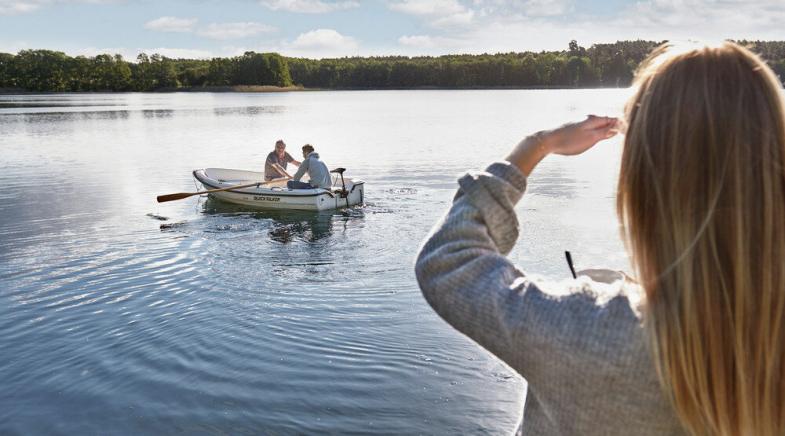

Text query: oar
(157, 178), (290, 203)
(272, 162), (293, 179)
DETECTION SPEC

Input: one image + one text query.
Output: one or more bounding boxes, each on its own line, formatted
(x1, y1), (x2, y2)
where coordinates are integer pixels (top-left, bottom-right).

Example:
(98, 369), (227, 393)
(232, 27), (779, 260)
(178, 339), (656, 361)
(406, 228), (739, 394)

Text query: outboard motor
(330, 167), (350, 208)
(330, 168), (348, 197)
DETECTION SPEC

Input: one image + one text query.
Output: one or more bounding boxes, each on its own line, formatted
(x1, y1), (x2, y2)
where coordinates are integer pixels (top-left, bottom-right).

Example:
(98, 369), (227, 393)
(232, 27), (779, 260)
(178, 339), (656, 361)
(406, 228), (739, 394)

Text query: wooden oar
(272, 162), (293, 179)
(157, 177), (290, 203)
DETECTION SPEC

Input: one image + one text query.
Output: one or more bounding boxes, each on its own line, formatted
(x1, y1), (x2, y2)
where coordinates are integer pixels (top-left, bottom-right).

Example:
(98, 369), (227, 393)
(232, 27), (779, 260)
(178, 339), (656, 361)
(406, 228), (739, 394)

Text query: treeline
(288, 40), (657, 88)
(1, 40), (784, 92)
(0, 51), (292, 92)
(287, 39), (785, 88)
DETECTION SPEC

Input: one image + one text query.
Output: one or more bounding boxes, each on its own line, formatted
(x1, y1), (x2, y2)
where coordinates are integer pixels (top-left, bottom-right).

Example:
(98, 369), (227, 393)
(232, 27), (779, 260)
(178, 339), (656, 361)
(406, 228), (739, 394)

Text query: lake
(0, 90), (631, 434)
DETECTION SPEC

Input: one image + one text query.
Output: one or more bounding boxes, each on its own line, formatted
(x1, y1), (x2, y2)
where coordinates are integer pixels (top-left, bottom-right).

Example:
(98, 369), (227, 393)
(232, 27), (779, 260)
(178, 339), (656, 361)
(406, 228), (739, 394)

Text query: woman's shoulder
(519, 270), (646, 356)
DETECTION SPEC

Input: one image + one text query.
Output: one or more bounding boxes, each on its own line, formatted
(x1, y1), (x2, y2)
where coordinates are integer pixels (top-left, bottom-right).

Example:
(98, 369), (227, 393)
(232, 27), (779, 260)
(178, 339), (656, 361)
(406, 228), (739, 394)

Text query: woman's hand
(542, 115), (619, 156)
(506, 115), (619, 177)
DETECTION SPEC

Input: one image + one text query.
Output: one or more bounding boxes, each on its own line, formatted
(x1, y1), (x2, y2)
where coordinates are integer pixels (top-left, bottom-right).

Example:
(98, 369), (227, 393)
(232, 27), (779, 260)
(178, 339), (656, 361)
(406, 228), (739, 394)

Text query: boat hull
(193, 168), (364, 211)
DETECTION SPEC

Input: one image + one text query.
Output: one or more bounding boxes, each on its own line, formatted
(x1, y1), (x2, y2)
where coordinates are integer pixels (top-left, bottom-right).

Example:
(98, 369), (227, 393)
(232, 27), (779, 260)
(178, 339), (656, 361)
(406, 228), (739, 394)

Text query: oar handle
(157, 192), (197, 203)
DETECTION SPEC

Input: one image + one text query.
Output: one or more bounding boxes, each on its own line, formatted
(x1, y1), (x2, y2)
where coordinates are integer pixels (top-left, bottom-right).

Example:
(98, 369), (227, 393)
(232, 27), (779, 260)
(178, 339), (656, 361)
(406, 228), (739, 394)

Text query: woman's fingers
(584, 116), (619, 141)
(533, 116), (621, 157)
(601, 128), (619, 140)
(583, 115), (618, 130)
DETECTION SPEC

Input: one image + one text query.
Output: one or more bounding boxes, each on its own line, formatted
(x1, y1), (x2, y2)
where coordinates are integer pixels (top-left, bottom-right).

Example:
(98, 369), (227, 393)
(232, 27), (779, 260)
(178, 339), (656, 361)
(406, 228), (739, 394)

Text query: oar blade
(157, 192), (194, 203)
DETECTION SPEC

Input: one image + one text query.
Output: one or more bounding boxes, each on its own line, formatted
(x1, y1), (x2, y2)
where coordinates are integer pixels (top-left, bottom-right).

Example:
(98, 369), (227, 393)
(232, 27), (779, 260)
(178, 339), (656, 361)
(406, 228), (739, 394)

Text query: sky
(0, 0), (783, 59)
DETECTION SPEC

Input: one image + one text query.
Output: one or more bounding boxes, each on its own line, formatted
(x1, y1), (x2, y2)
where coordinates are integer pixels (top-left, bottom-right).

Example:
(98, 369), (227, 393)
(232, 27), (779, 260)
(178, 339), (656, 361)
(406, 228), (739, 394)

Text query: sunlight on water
(0, 90), (630, 433)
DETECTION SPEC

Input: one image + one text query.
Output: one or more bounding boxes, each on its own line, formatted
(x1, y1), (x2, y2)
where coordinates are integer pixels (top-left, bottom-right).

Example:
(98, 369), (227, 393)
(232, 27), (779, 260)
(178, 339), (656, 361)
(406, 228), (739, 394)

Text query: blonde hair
(617, 42), (785, 436)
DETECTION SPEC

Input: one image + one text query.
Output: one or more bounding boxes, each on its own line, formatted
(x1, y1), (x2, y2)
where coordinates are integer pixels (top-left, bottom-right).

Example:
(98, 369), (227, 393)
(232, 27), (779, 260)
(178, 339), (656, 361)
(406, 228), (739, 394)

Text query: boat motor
(330, 168), (348, 197)
(330, 167), (350, 208)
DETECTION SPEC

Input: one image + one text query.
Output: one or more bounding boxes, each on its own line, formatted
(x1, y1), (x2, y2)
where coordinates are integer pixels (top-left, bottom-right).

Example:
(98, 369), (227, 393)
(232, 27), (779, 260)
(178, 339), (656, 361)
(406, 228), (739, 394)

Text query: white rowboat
(193, 168), (364, 211)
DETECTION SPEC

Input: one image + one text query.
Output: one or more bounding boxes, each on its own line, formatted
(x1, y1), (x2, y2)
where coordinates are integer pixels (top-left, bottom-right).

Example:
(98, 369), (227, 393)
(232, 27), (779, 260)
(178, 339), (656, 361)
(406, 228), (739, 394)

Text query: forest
(1, 40), (783, 92)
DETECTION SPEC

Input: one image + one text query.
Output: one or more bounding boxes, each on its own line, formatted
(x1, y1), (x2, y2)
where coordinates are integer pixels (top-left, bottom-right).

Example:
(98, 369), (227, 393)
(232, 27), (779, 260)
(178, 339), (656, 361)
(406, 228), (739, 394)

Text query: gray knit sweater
(415, 162), (686, 435)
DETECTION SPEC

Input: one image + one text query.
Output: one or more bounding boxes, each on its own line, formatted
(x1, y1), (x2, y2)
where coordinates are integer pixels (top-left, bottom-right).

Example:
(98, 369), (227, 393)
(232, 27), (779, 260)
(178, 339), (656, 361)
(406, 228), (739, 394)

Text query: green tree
(14, 49), (70, 91)
(266, 53), (293, 87)
(149, 54), (178, 89)
(132, 53), (155, 91)
(0, 52), (17, 88)
(566, 56), (597, 87)
(233, 51), (270, 85)
(207, 58), (233, 86)
(90, 54), (131, 91)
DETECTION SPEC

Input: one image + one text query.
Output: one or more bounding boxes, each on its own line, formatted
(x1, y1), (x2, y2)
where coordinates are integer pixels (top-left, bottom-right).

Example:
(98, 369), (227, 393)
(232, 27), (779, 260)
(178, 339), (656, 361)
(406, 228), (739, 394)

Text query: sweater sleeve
(415, 161), (639, 376)
(293, 156), (308, 181)
(415, 161), (533, 369)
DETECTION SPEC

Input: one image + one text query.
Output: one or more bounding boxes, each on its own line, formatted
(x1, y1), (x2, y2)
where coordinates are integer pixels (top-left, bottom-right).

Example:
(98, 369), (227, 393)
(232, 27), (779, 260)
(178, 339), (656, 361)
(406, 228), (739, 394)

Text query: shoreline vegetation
(0, 85), (309, 94)
(1, 40), (783, 93)
(0, 84), (636, 94)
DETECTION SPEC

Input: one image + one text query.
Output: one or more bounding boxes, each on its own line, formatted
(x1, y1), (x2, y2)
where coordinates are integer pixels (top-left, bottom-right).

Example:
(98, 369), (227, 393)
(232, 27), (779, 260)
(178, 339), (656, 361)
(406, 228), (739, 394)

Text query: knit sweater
(415, 162), (686, 435)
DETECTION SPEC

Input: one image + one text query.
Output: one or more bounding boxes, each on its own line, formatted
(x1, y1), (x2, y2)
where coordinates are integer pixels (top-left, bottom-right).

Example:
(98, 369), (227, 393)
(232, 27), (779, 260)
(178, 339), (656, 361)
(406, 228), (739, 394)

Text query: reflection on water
(2, 110), (132, 123)
(200, 196), (356, 243)
(141, 109), (174, 118)
(0, 101), (126, 108)
(0, 90), (630, 434)
(212, 105), (285, 116)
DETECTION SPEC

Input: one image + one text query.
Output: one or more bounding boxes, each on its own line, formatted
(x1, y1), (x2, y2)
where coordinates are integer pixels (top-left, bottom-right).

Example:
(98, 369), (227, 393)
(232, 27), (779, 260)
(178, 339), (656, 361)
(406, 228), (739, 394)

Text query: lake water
(0, 90), (631, 434)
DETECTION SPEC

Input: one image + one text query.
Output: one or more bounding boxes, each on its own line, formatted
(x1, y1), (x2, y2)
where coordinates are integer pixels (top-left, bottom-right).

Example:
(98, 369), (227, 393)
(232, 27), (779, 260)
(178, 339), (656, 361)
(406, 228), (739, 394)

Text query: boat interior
(203, 168), (361, 193)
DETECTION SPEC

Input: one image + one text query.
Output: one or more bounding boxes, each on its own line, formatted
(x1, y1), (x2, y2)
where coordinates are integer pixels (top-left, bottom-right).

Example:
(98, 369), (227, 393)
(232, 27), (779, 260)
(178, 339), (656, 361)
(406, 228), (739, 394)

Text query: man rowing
(264, 139), (300, 181)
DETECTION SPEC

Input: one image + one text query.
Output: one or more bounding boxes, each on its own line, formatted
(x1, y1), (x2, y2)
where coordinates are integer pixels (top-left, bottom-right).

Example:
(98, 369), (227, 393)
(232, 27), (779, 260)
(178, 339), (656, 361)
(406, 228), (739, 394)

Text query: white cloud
(398, 35), (437, 47)
(519, 0), (571, 17)
(388, 0), (475, 27)
(261, 0), (359, 13)
(285, 28), (359, 57)
(388, 0), (466, 15)
(448, 18), (591, 52)
(197, 22), (277, 40)
(0, 0), (116, 15)
(432, 9), (474, 26)
(144, 18), (277, 40)
(623, 0), (785, 27)
(388, 0), (785, 55)
(144, 16), (198, 33)
(471, 0), (573, 17)
(136, 47), (215, 59)
(608, 0), (785, 41)
(398, 34), (462, 49)
(0, 40), (31, 54)
(0, 1), (40, 14)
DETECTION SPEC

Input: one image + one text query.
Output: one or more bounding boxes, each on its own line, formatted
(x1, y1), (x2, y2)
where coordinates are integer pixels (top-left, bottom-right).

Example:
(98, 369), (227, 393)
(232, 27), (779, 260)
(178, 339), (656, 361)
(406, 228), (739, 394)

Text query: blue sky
(1, 0), (783, 59)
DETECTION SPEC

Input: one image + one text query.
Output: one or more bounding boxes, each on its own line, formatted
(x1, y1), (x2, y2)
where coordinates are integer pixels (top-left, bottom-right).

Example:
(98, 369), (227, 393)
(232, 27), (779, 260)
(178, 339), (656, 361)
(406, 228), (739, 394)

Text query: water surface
(0, 90), (630, 434)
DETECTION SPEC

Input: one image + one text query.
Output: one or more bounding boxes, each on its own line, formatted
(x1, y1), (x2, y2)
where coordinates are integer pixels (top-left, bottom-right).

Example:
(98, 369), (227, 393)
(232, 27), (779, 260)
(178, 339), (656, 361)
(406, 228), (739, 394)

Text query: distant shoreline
(0, 85), (310, 94)
(0, 84), (632, 95)
(159, 85), (309, 93)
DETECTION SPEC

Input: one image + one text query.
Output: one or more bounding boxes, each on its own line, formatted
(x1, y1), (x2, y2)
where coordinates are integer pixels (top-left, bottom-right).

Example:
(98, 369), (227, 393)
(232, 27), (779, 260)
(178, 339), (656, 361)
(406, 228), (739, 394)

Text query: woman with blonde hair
(416, 41), (785, 435)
